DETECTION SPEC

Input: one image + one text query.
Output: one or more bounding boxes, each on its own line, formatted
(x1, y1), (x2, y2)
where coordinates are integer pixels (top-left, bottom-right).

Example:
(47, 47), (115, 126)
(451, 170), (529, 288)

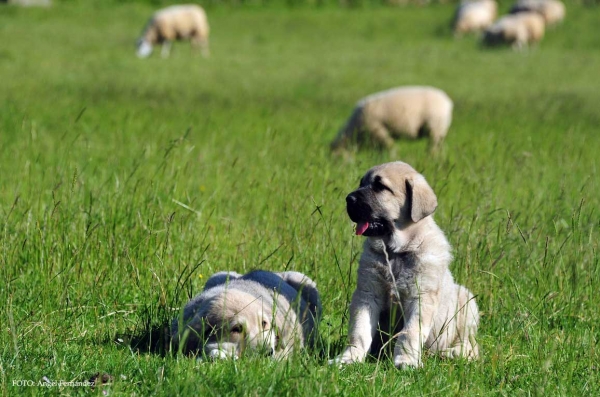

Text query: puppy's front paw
(328, 356), (358, 366)
(328, 347), (366, 366)
(207, 349), (237, 360)
(393, 355), (422, 369)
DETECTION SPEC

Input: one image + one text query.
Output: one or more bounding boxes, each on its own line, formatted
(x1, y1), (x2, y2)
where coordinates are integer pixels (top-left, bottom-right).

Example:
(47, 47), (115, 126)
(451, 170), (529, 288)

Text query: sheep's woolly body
(137, 5), (209, 58)
(510, 0), (565, 25)
(453, 0), (498, 35)
(483, 12), (545, 49)
(331, 86), (453, 152)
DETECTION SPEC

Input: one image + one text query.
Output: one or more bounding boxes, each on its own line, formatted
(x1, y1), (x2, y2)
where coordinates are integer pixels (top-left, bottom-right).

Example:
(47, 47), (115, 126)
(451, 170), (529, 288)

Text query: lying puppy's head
(346, 161), (438, 238)
(177, 290), (277, 360)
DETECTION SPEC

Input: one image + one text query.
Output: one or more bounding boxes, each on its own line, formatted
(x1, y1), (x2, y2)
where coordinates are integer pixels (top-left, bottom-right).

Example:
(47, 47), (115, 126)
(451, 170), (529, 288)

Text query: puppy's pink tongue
(356, 222), (369, 236)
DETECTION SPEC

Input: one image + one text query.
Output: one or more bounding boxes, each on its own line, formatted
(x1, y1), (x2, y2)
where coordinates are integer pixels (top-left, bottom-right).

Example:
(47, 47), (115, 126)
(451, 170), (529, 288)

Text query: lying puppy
(333, 161), (479, 368)
(172, 270), (321, 359)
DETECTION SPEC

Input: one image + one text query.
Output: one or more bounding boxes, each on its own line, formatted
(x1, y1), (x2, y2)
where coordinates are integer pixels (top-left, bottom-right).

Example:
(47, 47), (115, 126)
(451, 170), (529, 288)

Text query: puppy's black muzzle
(346, 190), (372, 223)
(346, 188), (393, 237)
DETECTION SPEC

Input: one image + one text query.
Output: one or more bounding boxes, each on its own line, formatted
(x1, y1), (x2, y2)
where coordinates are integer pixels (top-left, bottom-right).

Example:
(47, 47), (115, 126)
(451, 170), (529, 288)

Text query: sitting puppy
(332, 161), (479, 368)
(172, 270), (321, 359)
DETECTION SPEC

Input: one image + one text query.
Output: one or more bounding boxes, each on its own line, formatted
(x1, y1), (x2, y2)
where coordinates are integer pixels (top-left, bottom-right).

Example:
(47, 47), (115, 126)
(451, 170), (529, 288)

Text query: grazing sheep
(136, 4), (210, 59)
(331, 86), (453, 153)
(483, 12), (545, 49)
(510, 0), (565, 26)
(453, 0), (498, 36)
(5, 0), (51, 6)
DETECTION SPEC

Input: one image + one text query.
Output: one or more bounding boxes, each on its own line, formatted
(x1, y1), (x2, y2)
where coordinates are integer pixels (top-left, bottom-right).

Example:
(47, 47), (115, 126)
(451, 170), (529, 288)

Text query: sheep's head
(136, 39), (153, 58)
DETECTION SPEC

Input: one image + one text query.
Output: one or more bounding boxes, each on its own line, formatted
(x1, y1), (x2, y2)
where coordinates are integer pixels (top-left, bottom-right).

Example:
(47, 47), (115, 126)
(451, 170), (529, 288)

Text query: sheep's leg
(161, 41), (172, 58)
(370, 124), (395, 152)
(200, 39), (210, 58)
(191, 36), (210, 58)
(427, 111), (451, 155)
(428, 135), (444, 155)
(512, 32), (527, 51)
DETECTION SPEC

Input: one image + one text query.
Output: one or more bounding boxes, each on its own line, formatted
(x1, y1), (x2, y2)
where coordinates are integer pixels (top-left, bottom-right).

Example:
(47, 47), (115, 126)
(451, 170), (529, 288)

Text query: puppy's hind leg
(458, 303), (480, 359)
(442, 328), (478, 359)
(277, 271), (322, 327)
(277, 272), (320, 310)
(444, 289), (479, 359)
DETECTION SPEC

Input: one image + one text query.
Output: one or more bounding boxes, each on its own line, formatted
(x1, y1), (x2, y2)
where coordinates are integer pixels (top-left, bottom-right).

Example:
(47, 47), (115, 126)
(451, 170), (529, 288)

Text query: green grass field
(1, 1), (599, 395)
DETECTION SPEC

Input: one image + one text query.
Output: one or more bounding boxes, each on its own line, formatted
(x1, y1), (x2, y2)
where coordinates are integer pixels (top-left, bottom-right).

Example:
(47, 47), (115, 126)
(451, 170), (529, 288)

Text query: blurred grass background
(1, 1), (599, 395)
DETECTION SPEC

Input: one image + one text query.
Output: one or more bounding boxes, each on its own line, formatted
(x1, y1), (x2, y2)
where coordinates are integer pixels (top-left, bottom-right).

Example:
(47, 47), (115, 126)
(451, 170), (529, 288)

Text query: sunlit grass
(0, 2), (599, 395)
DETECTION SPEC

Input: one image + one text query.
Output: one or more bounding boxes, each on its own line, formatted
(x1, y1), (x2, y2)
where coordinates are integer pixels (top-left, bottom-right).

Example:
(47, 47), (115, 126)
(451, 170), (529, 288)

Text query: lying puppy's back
(203, 270), (320, 322)
(242, 270), (302, 305)
(234, 270), (321, 346)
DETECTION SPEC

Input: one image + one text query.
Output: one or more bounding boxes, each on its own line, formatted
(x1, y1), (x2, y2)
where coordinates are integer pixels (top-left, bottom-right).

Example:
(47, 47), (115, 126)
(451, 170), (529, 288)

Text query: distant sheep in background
(331, 86), (453, 154)
(3, 0), (51, 5)
(510, 0), (565, 26)
(137, 4), (210, 59)
(453, 0), (498, 36)
(483, 12), (545, 49)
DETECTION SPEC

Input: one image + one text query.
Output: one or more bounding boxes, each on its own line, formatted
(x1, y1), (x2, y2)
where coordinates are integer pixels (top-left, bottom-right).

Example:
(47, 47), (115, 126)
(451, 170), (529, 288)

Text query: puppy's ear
(406, 175), (437, 223)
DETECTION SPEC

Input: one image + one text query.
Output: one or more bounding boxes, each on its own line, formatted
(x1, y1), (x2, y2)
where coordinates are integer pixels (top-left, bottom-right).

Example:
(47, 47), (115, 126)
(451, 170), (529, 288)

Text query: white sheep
(330, 86), (453, 153)
(483, 12), (545, 49)
(453, 0), (498, 36)
(7, 0), (51, 6)
(510, 0), (565, 26)
(136, 5), (210, 59)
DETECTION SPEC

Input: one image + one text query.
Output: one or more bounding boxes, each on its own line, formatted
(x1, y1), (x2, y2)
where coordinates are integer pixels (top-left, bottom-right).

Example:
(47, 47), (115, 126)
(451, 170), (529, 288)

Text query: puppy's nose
(346, 194), (357, 205)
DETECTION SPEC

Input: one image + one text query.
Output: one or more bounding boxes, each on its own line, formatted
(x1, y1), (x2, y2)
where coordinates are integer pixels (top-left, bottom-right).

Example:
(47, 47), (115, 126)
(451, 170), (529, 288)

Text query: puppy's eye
(203, 323), (215, 335)
(262, 320), (269, 330)
(373, 180), (392, 193)
(230, 325), (243, 334)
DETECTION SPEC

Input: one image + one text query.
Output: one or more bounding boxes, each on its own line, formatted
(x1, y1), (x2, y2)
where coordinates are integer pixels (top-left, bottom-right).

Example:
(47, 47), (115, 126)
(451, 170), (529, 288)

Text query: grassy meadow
(1, 1), (599, 395)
